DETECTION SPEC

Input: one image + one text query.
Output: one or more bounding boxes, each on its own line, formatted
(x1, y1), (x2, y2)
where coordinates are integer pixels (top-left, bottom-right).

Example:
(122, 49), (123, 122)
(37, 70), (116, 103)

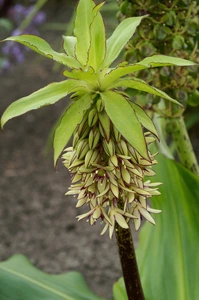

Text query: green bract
(0, 0), (195, 166)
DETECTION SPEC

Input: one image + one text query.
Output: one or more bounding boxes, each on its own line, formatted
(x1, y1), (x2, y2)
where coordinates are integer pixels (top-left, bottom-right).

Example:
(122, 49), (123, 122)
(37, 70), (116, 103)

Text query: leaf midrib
(0, 267), (74, 300)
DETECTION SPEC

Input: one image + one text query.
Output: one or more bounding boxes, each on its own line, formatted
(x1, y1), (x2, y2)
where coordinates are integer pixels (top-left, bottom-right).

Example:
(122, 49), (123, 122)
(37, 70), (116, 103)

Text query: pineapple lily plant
(0, 0), (196, 299)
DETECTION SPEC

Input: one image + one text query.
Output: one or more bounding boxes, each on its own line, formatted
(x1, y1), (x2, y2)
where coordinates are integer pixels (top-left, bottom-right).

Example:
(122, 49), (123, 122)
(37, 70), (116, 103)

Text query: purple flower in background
(2, 36), (25, 64)
(8, 4), (27, 24)
(33, 11), (46, 25)
(8, 5), (30, 25)
(1, 3), (46, 72)
(12, 29), (23, 36)
(8, 4), (46, 27)
(0, 0), (4, 9)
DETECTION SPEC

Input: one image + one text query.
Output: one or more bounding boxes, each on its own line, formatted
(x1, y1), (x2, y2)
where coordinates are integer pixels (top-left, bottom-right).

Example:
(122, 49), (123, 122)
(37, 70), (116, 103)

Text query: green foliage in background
(137, 154), (199, 300)
(0, 255), (105, 300)
(118, 0), (199, 113)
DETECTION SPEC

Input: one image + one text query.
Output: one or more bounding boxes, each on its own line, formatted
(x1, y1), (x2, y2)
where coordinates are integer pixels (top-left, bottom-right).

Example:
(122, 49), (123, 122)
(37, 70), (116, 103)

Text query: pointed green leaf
(111, 78), (182, 106)
(101, 91), (149, 160)
(3, 35), (81, 68)
(101, 64), (148, 89)
(113, 278), (128, 300)
(137, 155), (199, 300)
(53, 94), (92, 166)
(101, 16), (146, 68)
(63, 70), (79, 79)
(130, 102), (158, 137)
(88, 4), (106, 72)
(0, 254), (105, 300)
(1, 79), (87, 128)
(74, 0), (96, 66)
(101, 55), (196, 89)
(63, 69), (99, 88)
(62, 36), (77, 57)
(139, 54), (196, 68)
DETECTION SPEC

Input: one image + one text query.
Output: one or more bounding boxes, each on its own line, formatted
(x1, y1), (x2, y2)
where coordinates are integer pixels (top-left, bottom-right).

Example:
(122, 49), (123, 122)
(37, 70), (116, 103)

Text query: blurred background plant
(0, 0), (48, 72)
(117, 0), (199, 110)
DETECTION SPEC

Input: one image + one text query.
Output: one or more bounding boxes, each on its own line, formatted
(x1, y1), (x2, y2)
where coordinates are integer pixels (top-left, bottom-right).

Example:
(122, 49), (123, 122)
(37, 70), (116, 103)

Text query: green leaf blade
(137, 155), (199, 300)
(101, 55), (196, 89)
(1, 79), (87, 128)
(74, 0), (96, 66)
(102, 16), (146, 68)
(101, 64), (148, 89)
(113, 278), (128, 300)
(101, 91), (149, 160)
(130, 102), (158, 137)
(0, 254), (106, 300)
(112, 78), (182, 105)
(3, 35), (81, 68)
(139, 54), (197, 68)
(62, 36), (77, 57)
(53, 94), (92, 166)
(88, 7), (106, 72)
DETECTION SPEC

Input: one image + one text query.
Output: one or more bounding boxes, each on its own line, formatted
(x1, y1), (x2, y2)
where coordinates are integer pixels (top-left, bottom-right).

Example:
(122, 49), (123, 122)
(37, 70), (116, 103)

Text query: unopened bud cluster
(62, 98), (161, 238)
(117, 0), (199, 110)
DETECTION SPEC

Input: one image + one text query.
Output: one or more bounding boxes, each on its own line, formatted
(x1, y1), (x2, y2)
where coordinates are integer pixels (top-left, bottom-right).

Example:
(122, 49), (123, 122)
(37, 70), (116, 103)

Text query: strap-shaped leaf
(3, 35), (81, 69)
(137, 155), (199, 300)
(101, 55), (196, 89)
(111, 78), (181, 105)
(53, 94), (92, 166)
(139, 54), (197, 68)
(74, 0), (96, 66)
(101, 16), (146, 68)
(0, 254), (105, 300)
(130, 102), (158, 138)
(101, 64), (148, 89)
(1, 79), (87, 128)
(62, 36), (77, 57)
(113, 278), (127, 300)
(101, 91), (149, 160)
(88, 4), (106, 72)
